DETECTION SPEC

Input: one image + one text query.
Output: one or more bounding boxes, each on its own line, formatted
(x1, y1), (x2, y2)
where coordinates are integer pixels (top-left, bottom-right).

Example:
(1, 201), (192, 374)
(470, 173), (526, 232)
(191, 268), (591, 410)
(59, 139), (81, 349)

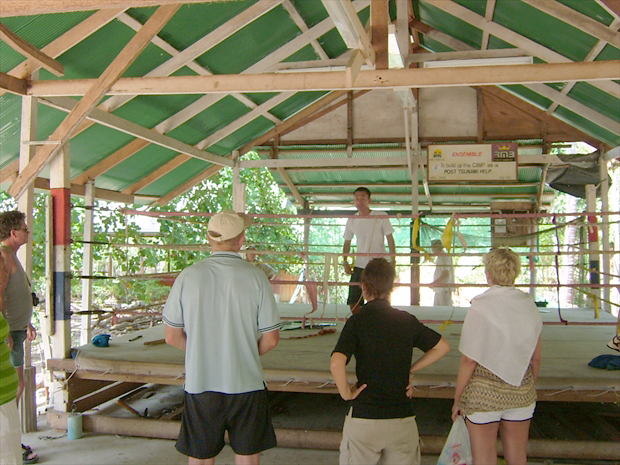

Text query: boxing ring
(47, 303), (619, 404)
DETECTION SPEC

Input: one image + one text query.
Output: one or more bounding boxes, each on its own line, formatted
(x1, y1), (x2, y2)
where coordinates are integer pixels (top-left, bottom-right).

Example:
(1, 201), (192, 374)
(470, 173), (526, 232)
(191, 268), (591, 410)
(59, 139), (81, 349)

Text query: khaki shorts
(340, 408), (421, 465)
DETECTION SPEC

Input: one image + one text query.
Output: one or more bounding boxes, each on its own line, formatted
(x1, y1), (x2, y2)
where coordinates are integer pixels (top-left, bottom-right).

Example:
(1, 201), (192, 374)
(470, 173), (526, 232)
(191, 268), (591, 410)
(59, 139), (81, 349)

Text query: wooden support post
(80, 181), (95, 345)
(585, 184), (600, 316)
(371, 0), (389, 70)
(477, 88), (484, 142)
(50, 143), (72, 412)
(232, 150), (245, 213)
(529, 222), (538, 300)
(18, 91), (38, 432)
(404, 107), (420, 305)
(347, 91), (353, 158)
(599, 156), (611, 314)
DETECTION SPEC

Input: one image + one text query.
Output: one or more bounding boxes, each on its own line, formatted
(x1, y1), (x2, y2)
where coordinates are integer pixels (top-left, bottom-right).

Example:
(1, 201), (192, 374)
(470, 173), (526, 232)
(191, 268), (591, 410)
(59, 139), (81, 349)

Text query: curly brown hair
(0, 211), (26, 241)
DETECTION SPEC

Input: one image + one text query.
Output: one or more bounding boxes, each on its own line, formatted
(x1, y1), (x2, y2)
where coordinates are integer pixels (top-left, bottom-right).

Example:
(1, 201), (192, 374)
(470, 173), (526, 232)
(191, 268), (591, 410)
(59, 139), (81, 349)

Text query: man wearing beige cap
(163, 210), (281, 465)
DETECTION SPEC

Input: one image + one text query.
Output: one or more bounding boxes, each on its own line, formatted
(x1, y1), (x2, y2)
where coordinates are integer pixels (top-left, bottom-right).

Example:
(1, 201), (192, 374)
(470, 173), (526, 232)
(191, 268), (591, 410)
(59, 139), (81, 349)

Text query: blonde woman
(452, 248), (542, 465)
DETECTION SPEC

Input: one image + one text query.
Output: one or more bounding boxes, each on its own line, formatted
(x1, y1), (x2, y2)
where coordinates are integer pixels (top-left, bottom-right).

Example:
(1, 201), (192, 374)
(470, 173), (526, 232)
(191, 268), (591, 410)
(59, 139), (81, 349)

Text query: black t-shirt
(332, 299), (442, 419)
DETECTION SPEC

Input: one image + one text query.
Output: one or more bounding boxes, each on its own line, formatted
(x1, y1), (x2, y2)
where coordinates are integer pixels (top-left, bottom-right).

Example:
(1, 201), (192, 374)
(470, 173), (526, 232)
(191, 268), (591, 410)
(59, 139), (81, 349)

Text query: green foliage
(0, 151), (301, 307)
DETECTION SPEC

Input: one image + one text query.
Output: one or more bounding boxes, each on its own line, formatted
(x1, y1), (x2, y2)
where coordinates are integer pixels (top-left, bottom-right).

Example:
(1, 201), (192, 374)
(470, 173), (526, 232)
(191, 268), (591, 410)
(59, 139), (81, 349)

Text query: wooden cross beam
(7, 4), (181, 200)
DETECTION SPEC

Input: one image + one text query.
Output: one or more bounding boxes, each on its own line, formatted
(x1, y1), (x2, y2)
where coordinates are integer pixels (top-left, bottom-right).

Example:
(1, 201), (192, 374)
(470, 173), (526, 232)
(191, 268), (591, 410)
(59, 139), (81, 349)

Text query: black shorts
(176, 389), (277, 459)
(347, 267), (364, 306)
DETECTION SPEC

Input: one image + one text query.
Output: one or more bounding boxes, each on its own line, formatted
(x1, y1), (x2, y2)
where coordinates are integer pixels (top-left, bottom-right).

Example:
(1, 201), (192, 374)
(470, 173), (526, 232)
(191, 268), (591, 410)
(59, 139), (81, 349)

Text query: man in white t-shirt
(430, 239), (454, 306)
(342, 187), (395, 314)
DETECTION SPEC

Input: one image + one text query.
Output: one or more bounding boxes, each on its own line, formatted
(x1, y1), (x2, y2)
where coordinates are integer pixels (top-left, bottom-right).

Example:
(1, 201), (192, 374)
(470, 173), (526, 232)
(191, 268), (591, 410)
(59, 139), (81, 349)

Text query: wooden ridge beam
(28, 61), (620, 96)
(0, 22), (64, 76)
(8, 4), (181, 200)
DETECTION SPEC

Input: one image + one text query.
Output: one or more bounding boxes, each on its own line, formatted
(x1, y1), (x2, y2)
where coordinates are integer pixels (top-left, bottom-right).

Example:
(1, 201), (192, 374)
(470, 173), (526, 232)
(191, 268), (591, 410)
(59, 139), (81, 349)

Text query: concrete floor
(22, 421), (446, 465)
(21, 420), (606, 465)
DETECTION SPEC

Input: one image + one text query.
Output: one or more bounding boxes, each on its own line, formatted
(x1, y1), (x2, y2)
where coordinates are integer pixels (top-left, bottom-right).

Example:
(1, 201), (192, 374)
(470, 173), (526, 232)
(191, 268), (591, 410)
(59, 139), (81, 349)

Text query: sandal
(21, 444), (38, 465)
(608, 335), (620, 352)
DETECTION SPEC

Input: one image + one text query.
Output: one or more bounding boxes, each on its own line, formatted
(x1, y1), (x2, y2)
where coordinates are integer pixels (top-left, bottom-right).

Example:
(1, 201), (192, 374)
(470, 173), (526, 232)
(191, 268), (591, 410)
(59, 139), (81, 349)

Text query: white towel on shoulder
(459, 285), (542, 386)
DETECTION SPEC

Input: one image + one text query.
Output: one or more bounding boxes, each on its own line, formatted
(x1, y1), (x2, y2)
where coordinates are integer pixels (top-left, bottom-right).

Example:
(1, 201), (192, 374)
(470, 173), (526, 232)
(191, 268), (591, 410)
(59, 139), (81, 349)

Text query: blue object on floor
(588, 354), (620, 370)
(91, 334), (111, 347)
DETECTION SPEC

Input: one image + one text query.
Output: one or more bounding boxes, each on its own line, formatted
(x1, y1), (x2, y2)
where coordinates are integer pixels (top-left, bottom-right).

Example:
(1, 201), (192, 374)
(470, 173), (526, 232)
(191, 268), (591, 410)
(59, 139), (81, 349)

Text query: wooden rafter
(0, 23), (64, 76)
(117, 12), (280, 126)
(599, 0), (620, 18)
(0, 0), (221, 17)
(155, 91), (350, 206)
(67, 2), (359, 185)
(285, 90), (369, 136)
(240, 91), (348, 155)
(154, 163), (226, 207)
(279, 181), (541, 189)
(521, 0), (620, 48)
(424, 0), (620, 98)
(281, 0), (328, 60)
(0, 160), (19, 183)
(320, 0), (374, 66)
(525, 83), (619, 134)
(39, 96), (232, 167)
(548, 17), (620, 114)
(69, 94), (228, 184)
(409, 19), (476, 52)
(480, 86), (607, 150)
(0, 72), (27, 95)
(72, 139), (150, 185)
(408, 17), (619, 144)
(481, 0), (496, 50)
(87, 92), (292, 190)
(32, 178), (140, 204)
(7, 4), (181, 199)
(122, 154), (190, 195)
(277, 167), (304, 205)
(69, 1), (282, 140)
(0, 8), (125, 98)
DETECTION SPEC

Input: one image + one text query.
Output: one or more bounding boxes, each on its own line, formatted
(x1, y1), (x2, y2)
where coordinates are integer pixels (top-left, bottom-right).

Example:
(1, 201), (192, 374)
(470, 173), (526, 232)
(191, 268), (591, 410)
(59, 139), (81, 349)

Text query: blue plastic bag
(437, 416), (473, 465)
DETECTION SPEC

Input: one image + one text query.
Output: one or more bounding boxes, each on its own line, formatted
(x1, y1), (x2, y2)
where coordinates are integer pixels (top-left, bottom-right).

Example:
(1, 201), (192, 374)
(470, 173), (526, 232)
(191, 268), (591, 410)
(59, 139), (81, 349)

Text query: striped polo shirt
(0, 313), (18, 405)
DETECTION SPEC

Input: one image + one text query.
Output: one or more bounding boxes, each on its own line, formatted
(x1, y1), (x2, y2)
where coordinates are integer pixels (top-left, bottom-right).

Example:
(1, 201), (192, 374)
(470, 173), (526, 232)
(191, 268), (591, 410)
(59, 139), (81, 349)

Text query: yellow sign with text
(428, 143), (518, 181)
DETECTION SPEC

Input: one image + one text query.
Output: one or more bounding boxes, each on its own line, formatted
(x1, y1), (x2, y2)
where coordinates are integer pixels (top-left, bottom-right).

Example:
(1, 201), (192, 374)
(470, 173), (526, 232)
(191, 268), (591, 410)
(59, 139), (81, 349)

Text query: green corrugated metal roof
(0, 0), (617, 212)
